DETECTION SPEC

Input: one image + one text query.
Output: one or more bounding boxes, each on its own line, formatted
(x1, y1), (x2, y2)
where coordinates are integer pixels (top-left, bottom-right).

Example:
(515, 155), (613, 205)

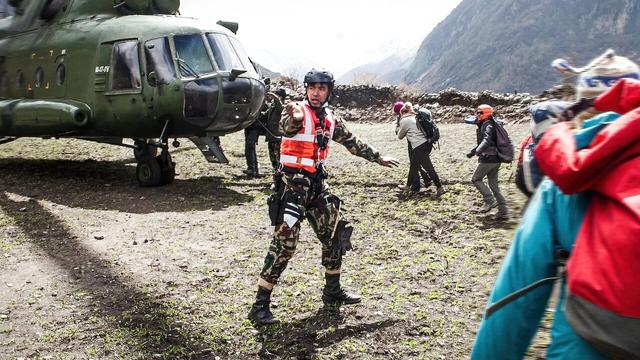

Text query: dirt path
(0, 123), (552, 359)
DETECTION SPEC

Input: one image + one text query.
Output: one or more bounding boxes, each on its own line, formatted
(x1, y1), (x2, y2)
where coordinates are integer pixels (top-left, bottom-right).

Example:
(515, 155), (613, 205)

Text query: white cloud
(180, 0), (462, 77)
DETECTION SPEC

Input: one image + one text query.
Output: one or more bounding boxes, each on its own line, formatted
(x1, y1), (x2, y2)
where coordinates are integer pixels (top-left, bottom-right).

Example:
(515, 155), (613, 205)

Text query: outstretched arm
(333, 117), (399, 167)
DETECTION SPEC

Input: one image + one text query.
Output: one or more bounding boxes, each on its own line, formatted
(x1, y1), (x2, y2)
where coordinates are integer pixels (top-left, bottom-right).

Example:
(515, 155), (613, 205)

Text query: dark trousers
(408, 142), (441, 188)
(407, 142), (431, 190)
(244, 127), (260, 172)
(471, 162), (506, 211)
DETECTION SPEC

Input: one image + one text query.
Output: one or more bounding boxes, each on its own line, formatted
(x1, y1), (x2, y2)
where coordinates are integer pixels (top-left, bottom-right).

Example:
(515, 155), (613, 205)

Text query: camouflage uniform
(262, 99), (284, 171)
(259, 107), (382, 285)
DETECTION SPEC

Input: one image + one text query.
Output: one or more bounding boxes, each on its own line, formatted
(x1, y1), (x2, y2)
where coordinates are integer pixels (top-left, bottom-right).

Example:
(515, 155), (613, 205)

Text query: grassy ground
(0, 122), (553, 359)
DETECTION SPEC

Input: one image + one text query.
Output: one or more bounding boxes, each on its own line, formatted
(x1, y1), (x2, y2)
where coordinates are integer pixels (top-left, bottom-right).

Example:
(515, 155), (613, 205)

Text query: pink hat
(393, 101), (404, 114)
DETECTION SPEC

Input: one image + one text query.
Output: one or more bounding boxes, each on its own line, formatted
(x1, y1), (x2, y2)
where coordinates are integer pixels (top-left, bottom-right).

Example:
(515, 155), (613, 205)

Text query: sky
(180, 0), (463, 78)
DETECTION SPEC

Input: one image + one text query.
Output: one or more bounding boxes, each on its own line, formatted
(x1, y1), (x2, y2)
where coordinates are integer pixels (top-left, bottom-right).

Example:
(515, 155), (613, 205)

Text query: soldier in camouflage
(248, 68), (399, 326)
(262, 89), (286, 172)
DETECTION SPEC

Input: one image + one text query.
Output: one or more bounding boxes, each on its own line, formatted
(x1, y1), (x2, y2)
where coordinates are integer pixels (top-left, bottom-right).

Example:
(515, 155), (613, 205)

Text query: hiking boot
(397, 184), (410, 191)
(243, 168), (258, 177)
(322, 273), (361, 307)
(435, 186), (447, 197)
(480, 200), (498, 213)
(248, 287), (280, 326)
(495, 208), (509, 220)
(398, 184), (419, 193)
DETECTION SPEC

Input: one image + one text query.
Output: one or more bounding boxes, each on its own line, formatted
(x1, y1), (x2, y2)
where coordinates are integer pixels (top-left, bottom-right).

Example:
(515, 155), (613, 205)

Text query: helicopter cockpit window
(174, 34), (214, 78)
(111, 40), (142, 91)
(229, 37), (258, 76)
(206, 33), (244, 72)
(144, 37), (176, 84)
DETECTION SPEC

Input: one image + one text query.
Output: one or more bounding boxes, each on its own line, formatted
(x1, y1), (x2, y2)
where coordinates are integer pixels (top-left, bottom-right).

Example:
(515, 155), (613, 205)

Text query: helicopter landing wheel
(136, 156), (162, 187)
(158, 152), (175, 185)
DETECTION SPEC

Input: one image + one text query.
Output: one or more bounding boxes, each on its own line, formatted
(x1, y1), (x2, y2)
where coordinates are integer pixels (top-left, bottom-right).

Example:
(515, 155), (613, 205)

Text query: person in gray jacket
(397, 102), (445, 197)
(466, 104), (508, 219)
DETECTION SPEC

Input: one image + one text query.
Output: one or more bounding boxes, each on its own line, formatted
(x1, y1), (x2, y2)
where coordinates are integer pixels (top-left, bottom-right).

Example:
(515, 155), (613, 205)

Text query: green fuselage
(0, 2), (265, 139)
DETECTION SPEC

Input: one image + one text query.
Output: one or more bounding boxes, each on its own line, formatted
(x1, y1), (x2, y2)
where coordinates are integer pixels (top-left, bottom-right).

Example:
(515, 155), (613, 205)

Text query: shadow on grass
(0, 192), (215, 359)
(256, 309), (399, 359)
(0, 158), (253, 213)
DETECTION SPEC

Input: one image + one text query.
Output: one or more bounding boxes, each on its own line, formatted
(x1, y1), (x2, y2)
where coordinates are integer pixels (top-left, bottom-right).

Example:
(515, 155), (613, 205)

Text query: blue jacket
(471, 112), (621, 359)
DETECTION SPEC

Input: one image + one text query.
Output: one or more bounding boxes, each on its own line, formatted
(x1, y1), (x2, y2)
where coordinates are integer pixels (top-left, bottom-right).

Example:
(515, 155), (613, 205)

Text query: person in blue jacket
(470, 112), (622, 360)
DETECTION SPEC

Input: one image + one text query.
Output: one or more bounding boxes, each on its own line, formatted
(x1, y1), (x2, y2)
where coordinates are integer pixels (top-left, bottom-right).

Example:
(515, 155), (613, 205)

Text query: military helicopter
(0, 0), (267, 186)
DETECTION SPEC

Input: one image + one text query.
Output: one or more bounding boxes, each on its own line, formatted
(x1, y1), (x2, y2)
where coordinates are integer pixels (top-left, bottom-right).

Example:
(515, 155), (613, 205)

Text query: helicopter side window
(111, 40), (142, 91)
(40, 0), (65, 21)
(15, 70), (24, 90)
(206, 33), (244, 72)
(0, 2), (15, 19)
(56, 64), (65, 86)
(0, 72), (7, 94)
(144, 37), (176, 84)
(35, 67), (44, 88)
(174, 34), (214, 78)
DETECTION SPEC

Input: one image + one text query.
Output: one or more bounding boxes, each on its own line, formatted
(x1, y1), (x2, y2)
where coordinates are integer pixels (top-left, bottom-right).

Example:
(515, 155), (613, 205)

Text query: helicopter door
(143, 37), (183, 132)
(95, 40), (149, 137)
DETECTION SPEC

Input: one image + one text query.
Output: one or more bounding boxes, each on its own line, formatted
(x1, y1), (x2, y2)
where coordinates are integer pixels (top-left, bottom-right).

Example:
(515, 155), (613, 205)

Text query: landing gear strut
(134, 140), (175, 187)
(133, 140), (158, 161)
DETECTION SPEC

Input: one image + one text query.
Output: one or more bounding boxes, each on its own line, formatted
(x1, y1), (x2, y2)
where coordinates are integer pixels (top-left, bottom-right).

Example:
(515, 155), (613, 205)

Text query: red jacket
(535, 78), (640, 317)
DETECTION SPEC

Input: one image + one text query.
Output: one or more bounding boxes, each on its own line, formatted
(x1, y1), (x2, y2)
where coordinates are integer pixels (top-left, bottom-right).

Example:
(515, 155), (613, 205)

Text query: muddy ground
(0, 123), (554, 359)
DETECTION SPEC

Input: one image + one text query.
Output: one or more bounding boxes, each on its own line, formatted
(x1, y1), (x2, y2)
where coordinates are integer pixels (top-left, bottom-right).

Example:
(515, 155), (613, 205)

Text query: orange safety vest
(280, 102), (336, 173)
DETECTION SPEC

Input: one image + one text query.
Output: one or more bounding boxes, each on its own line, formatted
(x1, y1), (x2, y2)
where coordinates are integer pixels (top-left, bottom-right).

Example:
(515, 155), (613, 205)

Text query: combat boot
(435, 186), (447, 197)
(322, 273), (361, 307)
(248, 286), (280, 325)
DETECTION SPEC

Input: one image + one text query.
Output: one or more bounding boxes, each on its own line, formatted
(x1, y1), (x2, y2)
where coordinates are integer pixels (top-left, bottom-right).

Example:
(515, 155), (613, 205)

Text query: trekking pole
(507, 162), (515, 182)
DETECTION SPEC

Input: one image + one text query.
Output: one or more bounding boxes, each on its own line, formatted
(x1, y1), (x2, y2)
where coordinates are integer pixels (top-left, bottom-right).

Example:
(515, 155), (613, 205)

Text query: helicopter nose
(181, 76), (265, 134)
(212, 77), (266, 132)
(183, 77), (220, 130)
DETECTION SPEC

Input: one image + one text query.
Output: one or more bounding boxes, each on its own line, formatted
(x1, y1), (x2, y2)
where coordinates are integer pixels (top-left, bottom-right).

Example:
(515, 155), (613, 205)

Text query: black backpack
(491, 118), (514, 163)
(415, 108), (440, 148)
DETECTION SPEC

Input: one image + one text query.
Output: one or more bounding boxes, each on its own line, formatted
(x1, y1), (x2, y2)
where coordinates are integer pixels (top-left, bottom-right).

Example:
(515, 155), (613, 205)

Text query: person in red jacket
(537, 77), (640, 358)
(472, 78), (640, 359)
(248, 68), (399, 325)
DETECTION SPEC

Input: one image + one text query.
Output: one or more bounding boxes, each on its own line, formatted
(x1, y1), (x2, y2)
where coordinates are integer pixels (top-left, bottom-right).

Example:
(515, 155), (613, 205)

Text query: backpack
(491, 118), (514, 163)
(514, 101), (572, 196)
(415, 108), (440, 147)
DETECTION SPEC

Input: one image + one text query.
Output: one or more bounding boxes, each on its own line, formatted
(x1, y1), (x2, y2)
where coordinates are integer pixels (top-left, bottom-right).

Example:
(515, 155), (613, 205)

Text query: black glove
(466, 150), (476, 158)
(560, 97), (595, 122)
(332, 220), (354, 257)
